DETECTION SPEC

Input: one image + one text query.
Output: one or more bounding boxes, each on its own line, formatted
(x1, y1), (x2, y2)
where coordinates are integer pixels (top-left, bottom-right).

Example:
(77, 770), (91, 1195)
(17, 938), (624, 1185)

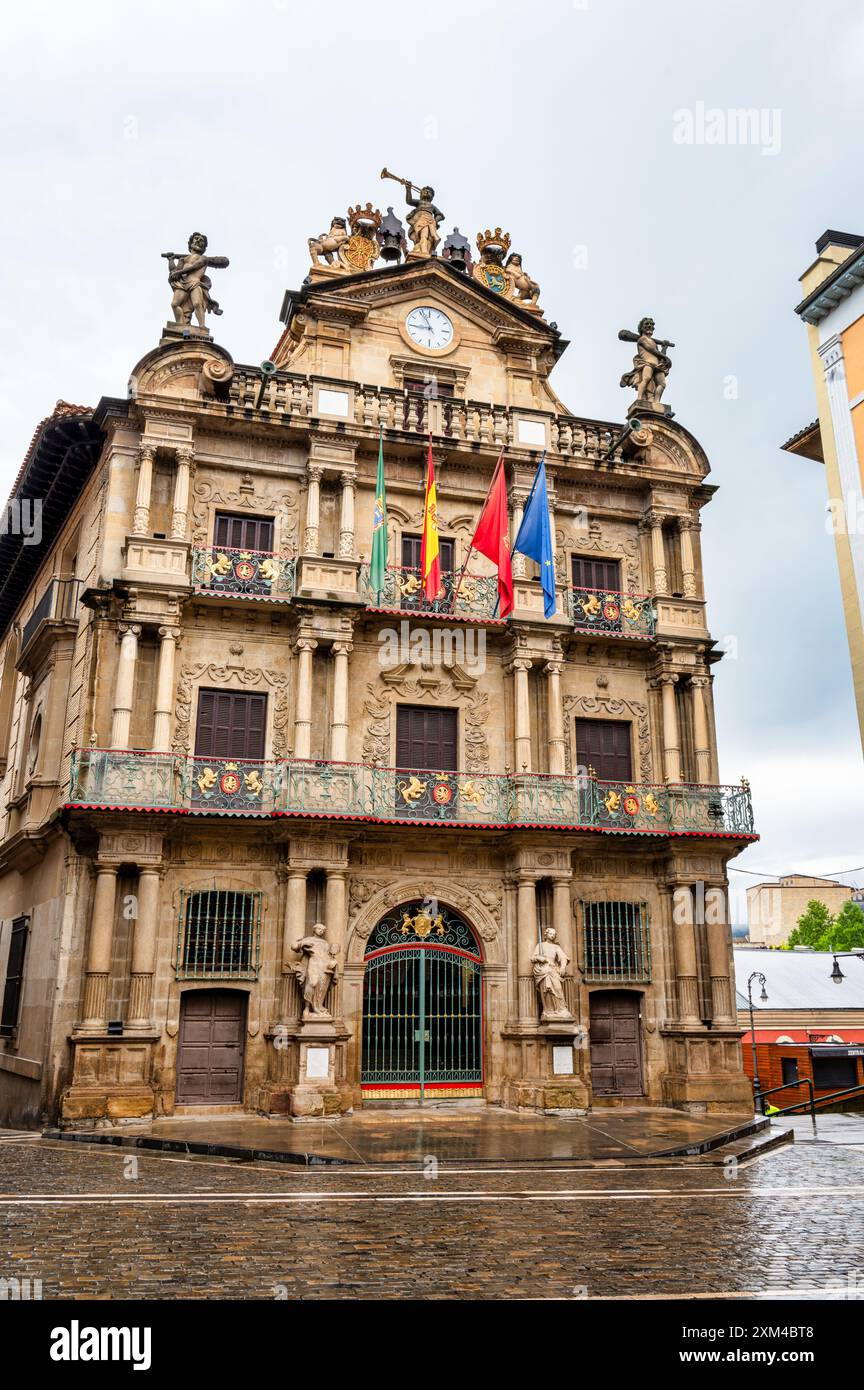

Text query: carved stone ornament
(163, 233), (229, 330)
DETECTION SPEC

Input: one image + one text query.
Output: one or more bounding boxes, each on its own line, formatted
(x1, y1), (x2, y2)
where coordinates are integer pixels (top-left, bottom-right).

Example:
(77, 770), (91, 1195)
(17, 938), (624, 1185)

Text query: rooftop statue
(162, 233), (229, 331)
(618, 317), (675, 412)
(381, 167), (444, 259)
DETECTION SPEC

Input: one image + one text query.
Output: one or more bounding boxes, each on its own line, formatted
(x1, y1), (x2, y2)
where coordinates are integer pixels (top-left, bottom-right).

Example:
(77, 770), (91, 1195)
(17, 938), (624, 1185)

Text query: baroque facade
(0, 186), (756, 1127)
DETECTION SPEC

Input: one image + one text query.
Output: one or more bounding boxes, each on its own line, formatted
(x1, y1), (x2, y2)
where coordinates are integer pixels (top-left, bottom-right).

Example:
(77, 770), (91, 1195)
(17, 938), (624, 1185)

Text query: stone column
(510, 658), (532, 773)
(646, 510), (668, 595)
(551, 876), (574, 964)
(329, 642), (352, 761)
(338, 471), (355, 559)
(707, 909), (735, 1024)
(678, 516), (697, 598)
(132, 444), (155, 536)
(151, 628), (178, 752)
(691, 675), (712, 783)
(659, 673), (681, 783)
(517, 872), (538, 1020)
(293, 639), (317, 759)
(304, 464), (323, 554)
(545, 661), (566, 775)
(671, 885), (701, 1026)
(110, 624), (141, 749)
(126, 867), (162, 1031)
(325, 870), (348, 952)
(170, 446), (193, 541)
(281, 868), (307, 1019)
(80, 865), (119, 1031)
(511, 492), (526, 578)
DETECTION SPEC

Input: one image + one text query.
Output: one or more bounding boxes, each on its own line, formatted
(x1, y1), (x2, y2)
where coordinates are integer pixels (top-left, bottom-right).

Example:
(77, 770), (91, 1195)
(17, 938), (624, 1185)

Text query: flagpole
(450, 450), (504, 614)
(512, 449), (545, 555)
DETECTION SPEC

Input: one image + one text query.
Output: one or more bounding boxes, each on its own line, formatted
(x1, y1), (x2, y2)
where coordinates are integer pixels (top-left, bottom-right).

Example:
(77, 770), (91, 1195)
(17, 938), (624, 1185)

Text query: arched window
(177, 889), (261, 979)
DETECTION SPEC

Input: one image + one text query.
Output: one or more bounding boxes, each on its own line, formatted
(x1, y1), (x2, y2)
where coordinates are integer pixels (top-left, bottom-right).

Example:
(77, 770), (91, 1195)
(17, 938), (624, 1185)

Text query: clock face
(405, 306), (454, 351)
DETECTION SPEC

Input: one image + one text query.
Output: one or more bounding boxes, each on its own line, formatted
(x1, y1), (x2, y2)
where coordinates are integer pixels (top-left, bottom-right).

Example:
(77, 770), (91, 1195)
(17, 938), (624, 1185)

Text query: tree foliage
(786, 898), (864, 952)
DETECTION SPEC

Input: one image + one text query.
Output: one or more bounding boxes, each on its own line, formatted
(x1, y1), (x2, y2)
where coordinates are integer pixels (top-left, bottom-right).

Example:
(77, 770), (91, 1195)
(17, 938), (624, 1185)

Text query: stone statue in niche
(531, 927), (574, 1022)
(618, 316), (675, 412)
(292, 923), (339, 1019)
(162, 233), (229, 329)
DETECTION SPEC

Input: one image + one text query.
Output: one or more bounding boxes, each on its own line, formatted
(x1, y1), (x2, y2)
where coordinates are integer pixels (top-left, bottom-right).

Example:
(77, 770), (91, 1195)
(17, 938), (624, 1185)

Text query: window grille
(581, 901), (650, 981)
(176, 890), (261, 979)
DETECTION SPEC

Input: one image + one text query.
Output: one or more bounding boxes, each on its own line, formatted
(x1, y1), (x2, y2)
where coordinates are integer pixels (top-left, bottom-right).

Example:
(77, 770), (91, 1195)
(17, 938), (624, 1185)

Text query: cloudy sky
(1, 0), (862, 910)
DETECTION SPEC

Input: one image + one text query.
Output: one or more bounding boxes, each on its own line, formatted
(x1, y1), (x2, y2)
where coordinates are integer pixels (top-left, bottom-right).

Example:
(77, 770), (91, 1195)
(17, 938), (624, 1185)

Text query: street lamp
(747, 971), (768, 1109)
(830, 950), (864, 984)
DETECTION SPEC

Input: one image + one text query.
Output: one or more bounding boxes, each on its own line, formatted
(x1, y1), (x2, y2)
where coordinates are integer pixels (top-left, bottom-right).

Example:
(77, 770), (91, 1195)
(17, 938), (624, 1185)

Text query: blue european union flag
(513, 454), (556, 618)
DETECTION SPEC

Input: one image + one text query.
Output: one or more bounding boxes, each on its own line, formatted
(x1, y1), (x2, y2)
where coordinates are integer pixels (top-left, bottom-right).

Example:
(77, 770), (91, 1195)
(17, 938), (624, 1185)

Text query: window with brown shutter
(571, 555), (621, 591)
(194, 690), (267, 761)
(575, 718), (632, 783)
(214, 512), (275, 553)
(401, 534), (455, 572)
(396, 705), (458, 770)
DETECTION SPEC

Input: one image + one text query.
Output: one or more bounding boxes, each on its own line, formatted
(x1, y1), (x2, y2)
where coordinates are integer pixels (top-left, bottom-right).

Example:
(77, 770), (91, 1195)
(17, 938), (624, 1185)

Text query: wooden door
(194, 690), (267, 760)
(214, 512), (274, 553)
(589, 991), (644, 1097)
(176, 991), (247, 1104)
(396, 705), (458, 771)
(575, 718), (633, 783)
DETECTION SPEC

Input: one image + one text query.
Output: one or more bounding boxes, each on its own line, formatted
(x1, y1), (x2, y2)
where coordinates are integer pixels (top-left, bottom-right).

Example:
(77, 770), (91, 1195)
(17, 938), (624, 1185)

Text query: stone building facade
(0, 196), (756, 1127)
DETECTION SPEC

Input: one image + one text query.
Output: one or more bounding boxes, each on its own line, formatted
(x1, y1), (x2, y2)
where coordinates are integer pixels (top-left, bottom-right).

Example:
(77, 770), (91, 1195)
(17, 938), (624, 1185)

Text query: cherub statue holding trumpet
(380, 167), (444, 259)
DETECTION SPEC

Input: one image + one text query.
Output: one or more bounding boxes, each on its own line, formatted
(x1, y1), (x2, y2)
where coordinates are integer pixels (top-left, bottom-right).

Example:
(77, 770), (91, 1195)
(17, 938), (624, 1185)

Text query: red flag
(470, 451), (514, 617)
(420, 436), (441, 601)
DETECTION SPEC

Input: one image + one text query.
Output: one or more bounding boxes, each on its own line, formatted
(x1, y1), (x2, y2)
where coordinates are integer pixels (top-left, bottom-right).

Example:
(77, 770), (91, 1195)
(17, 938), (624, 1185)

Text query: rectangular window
(396, 705), (458, 770)
(194, 690), (267, 761)
(781, 1056), (799, 1087)
(812, 1055), (858, 1090)
(401, 533), (455, 573)
(575, 718), (633, 783)
(0, 916), (29, 1037)
(177, 890), (261, 979)
(214, 512), (275, 553)
(581, 901), (650, 981)
(404, 377), (455, 399)
(571, 555), (621, 592)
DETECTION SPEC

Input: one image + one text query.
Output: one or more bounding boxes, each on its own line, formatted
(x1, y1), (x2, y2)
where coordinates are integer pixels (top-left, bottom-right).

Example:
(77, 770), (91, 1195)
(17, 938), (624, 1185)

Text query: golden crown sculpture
(348, 203), (383, 235)
(476, 227), (511, 257)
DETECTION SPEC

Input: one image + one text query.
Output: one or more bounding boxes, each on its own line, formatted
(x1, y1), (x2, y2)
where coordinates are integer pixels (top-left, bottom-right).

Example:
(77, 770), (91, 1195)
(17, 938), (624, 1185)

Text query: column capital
(690, 674), (711, 689)
(338, 469), (356, 487)
(138, 442), (157, 463)
(544, 661), (563, 677)
(175, 444), (194, 465)
(332, 640), (353, 657)
(118, 622), (142, 637)
(306, 463), (324, 483)
(295, 637), (318, 654)
(508, 657), (532, 674)
(157, 626), (181, 643)
(643, 508), (665, 529)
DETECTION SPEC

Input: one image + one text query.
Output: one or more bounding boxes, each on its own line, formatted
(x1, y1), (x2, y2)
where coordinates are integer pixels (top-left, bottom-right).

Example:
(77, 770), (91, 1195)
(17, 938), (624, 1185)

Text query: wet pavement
(56, 1105), (762, 1165)
(1, 1134), (863, 1299)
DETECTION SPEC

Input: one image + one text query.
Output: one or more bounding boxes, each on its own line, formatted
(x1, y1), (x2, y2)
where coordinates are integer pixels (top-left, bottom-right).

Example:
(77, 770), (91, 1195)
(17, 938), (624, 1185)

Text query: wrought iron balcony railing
(20, 576), (83, 654)
(190, 547), (295, 601)
(569, 586), (655, 639)
(359, 564), (501, 620)
(68, 750), (755, 837)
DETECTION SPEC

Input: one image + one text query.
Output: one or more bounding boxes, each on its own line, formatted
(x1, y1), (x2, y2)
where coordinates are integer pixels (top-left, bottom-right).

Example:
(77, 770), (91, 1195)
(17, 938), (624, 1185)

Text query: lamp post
(830, 950), (864, 984)
(747, 971), (768, 1110)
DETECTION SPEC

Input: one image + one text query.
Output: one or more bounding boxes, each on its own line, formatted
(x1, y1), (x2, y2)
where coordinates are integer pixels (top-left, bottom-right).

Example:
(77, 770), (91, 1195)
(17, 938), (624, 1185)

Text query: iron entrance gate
(361, 903), (483, 1101)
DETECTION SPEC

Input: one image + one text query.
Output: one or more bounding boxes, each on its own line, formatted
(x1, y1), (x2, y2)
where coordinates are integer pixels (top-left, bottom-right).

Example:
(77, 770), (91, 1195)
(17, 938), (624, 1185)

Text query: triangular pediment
(291, 258), (563, 349)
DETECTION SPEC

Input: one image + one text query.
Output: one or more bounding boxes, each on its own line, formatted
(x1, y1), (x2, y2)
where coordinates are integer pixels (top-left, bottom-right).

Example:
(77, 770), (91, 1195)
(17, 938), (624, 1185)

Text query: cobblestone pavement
(1, 1136), (863, 1299)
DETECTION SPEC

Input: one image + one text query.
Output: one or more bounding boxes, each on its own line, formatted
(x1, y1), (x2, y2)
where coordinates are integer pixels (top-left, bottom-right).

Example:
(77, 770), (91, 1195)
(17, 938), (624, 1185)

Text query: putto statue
(381, 167), (444, 259)
(162, 233), (229, 330)
(292, 923), (339, 1020)
(531, 927), (574, 1022)
(618, 317), (675, 412)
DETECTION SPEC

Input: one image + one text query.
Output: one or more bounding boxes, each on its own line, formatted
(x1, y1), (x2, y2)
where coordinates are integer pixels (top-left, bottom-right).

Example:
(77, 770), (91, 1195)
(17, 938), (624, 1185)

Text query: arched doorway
(176, 989), (247, 1104)
(361, 901), (483, 1102)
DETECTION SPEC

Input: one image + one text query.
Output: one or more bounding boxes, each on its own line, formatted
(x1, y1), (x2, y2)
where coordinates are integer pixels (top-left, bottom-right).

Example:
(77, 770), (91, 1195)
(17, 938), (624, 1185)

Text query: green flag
(369, 426), (388, 601)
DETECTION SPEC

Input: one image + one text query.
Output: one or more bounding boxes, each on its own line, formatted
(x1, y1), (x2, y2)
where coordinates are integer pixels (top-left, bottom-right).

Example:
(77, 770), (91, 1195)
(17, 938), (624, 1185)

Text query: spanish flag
(420, 435), (441, 600)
